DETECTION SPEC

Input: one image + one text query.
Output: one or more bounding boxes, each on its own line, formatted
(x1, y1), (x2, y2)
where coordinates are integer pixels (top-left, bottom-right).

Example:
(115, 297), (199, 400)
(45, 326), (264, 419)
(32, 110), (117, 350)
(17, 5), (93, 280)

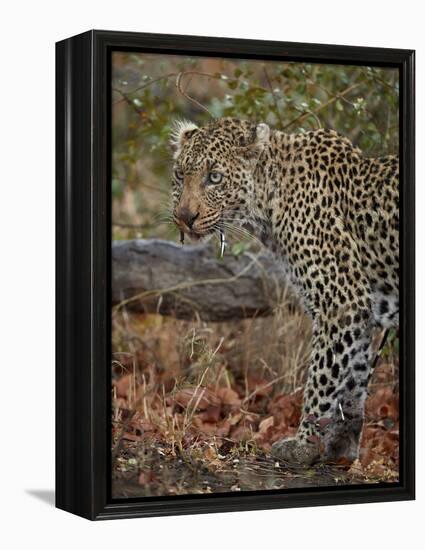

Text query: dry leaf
(114, 374), (131, 398)
(258, 415), (274, 434)
(217, 387), (242, 406)
(172, 387), (220, 410)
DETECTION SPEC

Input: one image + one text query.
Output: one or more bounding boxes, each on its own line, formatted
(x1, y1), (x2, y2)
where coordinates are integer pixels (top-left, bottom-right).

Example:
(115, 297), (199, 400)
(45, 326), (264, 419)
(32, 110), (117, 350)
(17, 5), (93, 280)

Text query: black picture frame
(56, 29), (415, 520)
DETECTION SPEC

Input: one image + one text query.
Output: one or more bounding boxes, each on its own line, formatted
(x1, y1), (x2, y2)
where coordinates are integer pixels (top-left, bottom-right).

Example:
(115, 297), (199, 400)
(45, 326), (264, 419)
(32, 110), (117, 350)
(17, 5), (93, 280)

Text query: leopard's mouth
(185, 229), (203, 241)
(177, 225), (209, 241)
(178, 224), (227, 257)
(177, 220), (219, 241)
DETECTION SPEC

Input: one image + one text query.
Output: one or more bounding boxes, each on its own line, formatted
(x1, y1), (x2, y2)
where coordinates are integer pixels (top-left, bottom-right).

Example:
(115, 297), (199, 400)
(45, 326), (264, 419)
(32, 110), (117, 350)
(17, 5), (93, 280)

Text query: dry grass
(111, 288), (399, 498)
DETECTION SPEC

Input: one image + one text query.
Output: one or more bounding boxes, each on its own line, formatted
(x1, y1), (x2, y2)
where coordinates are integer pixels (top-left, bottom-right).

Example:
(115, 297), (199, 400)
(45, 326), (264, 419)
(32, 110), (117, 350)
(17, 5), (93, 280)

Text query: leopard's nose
(176, 207), (200, 229)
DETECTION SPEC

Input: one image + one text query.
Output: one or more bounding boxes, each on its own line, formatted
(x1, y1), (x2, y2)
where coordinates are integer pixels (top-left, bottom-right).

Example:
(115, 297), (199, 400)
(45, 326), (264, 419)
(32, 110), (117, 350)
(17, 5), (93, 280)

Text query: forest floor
(112, 431), (399, 499)
(112, 313), (399, 498)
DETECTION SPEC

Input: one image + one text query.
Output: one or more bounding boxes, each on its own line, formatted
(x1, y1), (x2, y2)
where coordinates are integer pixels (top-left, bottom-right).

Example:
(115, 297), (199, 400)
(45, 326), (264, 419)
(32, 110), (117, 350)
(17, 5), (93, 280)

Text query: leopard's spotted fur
(170, 117), (399, 465)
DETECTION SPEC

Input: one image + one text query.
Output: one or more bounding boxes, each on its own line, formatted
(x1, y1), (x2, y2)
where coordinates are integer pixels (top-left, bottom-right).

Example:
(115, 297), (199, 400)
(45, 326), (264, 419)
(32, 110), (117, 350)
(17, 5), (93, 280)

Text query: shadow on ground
(26, 489), (55, 507)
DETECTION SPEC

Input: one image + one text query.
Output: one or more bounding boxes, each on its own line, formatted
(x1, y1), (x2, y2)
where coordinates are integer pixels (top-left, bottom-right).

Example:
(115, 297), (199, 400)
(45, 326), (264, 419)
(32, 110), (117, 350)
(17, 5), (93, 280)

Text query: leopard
(169, 117), (399, 465)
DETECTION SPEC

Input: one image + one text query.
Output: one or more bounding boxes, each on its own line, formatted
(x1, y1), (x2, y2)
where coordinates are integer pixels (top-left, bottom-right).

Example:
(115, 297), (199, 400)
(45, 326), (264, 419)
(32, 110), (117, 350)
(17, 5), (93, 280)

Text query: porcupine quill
(219, 230), (226, 259)
(179, 229), (226, 258)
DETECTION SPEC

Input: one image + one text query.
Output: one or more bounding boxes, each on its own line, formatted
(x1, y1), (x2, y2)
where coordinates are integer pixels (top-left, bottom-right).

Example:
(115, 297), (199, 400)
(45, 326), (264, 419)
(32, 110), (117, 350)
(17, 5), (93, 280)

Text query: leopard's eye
(207, 172), (223, 185)
(174, 168), (184, 182)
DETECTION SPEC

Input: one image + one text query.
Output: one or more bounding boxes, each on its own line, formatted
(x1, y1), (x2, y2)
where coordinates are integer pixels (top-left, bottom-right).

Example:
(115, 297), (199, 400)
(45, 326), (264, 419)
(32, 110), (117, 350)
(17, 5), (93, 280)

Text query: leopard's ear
(254, 123), (270, 145)
(237, 123), (270, 162)
(170, 119), (199, 159)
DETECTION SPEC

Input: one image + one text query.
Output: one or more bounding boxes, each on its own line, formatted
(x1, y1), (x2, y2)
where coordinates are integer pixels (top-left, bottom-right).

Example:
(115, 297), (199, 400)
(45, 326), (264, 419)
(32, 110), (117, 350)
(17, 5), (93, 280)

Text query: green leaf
(231, 242), (249, 257)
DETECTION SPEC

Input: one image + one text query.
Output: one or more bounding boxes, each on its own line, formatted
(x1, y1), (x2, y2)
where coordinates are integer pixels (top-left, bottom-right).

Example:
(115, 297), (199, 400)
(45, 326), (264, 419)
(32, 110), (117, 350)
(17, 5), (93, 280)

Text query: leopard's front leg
(272, 306), (374, 465)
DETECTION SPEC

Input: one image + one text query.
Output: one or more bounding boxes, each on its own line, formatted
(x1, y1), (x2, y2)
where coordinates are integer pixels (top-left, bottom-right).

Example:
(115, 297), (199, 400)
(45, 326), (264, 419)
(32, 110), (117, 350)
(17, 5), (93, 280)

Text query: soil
(112, 437), (398, 499)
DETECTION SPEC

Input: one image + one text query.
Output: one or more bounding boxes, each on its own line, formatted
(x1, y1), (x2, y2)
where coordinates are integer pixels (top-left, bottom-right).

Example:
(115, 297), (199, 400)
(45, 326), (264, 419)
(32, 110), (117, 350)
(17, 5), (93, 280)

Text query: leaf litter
(112, 322), (399, 498)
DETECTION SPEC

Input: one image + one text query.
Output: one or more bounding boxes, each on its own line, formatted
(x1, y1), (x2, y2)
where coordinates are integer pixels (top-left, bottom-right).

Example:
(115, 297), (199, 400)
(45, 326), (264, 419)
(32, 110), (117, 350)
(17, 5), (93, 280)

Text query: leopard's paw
(323, 417), (363, 463)
(270, 437), (321, 465)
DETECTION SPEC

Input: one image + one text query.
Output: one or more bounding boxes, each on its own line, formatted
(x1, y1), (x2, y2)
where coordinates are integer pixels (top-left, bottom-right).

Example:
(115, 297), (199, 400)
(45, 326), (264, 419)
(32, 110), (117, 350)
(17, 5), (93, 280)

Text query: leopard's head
(170, 117), (270, 240)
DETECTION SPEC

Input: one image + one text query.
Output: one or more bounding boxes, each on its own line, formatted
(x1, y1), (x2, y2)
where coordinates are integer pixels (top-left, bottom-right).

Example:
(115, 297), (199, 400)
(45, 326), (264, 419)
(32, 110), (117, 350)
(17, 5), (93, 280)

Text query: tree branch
(112, 239), (289, 322)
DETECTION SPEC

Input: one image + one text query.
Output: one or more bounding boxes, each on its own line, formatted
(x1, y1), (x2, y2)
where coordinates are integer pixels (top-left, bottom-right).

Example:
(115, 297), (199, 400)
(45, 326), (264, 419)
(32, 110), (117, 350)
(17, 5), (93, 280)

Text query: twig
(112, 74), (178, 105)
(114, 70), (222, 118)
(300, 109), (322, 129)
(282, 82), (362, 131)
(113, 176), (168, 195)
(112, 87), (144, 115)
(112, 222), (146, 229)
(368, 68), (399, 91)
(175, 72), (214, 117)
(113, 256), (259, 312)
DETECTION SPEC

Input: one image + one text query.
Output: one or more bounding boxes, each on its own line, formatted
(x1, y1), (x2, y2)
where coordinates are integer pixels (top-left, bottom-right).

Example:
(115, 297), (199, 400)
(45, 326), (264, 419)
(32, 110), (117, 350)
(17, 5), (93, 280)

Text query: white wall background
(0, 0), (422, 548)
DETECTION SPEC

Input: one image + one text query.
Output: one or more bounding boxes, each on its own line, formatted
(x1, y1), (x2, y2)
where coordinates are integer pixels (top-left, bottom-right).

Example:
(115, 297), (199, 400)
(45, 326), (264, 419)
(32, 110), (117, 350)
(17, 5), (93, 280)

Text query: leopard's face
(170, 118), (270, 239)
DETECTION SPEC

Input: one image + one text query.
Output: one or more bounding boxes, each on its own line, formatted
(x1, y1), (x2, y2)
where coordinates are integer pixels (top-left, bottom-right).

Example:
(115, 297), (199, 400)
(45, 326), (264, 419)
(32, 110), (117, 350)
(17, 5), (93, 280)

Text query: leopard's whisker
(218, 220), (263, 247)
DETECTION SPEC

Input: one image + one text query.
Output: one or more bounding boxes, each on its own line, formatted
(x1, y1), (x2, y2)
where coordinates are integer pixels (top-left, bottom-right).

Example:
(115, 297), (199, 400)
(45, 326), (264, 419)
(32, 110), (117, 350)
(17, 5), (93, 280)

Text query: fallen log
(112, 239), (288, 322)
